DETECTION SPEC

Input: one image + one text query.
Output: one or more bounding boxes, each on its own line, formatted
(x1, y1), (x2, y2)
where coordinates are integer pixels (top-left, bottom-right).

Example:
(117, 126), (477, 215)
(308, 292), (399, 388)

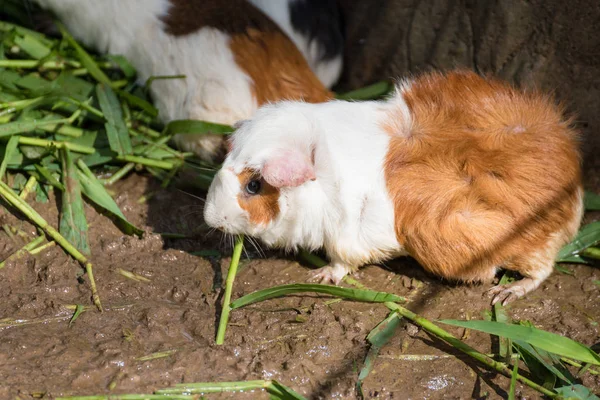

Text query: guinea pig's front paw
(307, 264), (350, 285)
(486, 281), (531, 306)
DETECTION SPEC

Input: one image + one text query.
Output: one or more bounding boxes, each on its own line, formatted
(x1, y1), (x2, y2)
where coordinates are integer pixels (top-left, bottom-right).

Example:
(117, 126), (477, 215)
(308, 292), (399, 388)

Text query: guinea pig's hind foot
(308, 263), (352, 285)
(486, 276), (545, 306)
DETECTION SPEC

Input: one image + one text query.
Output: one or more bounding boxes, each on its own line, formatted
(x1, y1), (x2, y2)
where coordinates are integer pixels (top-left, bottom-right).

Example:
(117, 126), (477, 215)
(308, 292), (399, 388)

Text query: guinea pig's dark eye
(245, 179), (262, 195)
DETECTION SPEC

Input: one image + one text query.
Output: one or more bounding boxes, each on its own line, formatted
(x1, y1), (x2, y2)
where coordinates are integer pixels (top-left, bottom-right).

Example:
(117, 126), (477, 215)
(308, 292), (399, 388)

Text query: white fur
(34, 0), (258, 160)
(248, 0), (343, 89)
(204, 99), (410, 277)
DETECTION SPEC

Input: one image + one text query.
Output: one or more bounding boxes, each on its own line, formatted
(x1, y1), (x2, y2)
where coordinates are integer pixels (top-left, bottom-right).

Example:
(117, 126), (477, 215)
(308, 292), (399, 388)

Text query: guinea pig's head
(203, 102), (317, 243)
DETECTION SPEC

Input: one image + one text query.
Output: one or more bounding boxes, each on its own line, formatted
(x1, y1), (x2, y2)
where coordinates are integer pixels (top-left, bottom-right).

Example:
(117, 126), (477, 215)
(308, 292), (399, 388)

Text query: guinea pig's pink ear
(261, 148), (316, 188)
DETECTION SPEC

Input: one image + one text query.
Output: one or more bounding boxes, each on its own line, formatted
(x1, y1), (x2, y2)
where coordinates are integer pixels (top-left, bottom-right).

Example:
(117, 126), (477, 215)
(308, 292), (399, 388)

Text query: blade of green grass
(106, 55), (137, 79)
(76, 159), (143, 236)
(584, 190), (600, 211)
(56, 21), (112, 86)
(14, 34), (51, 59)
(357, 311), (403, 396)
(59, 147), (90, 256)
(117, 89), (158, 118)
(215, 234), (244, 345)
(230, 284), (405, 310)
(68, 304), (86, 327)
(165, 119), (233, 135)
(96, 83), (133, 155)
(439, 319), (600, 366)
(0, 113), (77, 137)
(555, 385), (600, 400)
(557, 222), (600, 262)
(514, 339), (574, 385)
(34, 164), (65, 191)
(18, 137), (96, 154)
(335, 81), (393, 101)
(0, 135), (20, 180)
(156, 380), (306, 399)
(385, 302), (558, 398)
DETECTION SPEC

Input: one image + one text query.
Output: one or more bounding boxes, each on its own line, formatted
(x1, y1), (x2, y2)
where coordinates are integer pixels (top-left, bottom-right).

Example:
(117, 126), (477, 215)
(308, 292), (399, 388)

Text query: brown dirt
(0, 171), (599, 399)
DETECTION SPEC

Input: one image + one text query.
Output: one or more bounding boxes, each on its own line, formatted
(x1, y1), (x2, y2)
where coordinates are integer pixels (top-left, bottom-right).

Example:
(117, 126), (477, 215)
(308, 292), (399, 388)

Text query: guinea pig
(32, 0), (334, 163)
(204, 70), (584, 305)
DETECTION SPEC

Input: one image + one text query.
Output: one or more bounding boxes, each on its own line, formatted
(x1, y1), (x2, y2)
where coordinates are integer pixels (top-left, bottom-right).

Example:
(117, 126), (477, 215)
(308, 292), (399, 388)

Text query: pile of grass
(0, 14), (229, 308)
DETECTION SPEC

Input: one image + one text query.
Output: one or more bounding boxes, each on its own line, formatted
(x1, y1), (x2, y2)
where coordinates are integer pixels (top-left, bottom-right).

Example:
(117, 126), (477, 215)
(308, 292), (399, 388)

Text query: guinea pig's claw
(487, 283), (528, 306)
(308, 266), (345, 285)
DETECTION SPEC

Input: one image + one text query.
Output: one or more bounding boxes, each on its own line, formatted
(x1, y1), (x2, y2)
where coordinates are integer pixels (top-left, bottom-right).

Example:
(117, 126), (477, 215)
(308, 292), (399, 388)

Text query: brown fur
(237, 169), (280, 225)
(163, 0), (333, 104)
(384, 70), (582, 283)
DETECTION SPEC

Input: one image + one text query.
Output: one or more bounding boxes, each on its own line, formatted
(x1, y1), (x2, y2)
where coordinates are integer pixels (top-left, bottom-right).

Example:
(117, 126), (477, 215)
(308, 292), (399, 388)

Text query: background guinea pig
(31, 0), (340, 163)
(204, 70), (584, 305)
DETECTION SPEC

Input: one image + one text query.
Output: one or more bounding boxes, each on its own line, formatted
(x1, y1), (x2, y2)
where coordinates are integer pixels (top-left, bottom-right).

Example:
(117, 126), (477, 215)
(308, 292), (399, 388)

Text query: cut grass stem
(0, 179), (102, 311)
(0, 234), (44, 269)
(101, 162), (135, 186)
(384, 302), (558, 398)
(215, 234), (244, 345)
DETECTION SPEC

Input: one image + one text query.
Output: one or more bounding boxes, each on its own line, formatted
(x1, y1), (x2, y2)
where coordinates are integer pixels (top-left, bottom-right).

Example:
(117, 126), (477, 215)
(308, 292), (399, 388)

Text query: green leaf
(15, 73), (53, 93)
(439, 320), (600, 366)
(59, 147), (90, 256)
(53, 73), (95, 101)
(14, 35), (51, 59)
(335, 81), (393, 101)
(165, 119), (233, 135)
(557, 222), (600, 262)
(0, 114), (73, 138)
(68, 304), (86, 327)
(584, 190), (600, 211)
(56, 21), (112, 86)
(508, 355), (519, 400)
(515, 343), (557, 390)
(96, 83), (132, 155)
(34, 164), (64, 191)
(267, 380), (308, 400)
(117, 89), (158, 118)
(357, 312), (402, 396)
(513, 339), (575, 385)
(555, 385), (600, 400)
(0, 135), (20, 178)
(76, 160), (143, 236)
(555, 264), (575, 275)
(230, 283), (405, 309)
(0, 69), (22, 91)
(106, 55), (137, 79)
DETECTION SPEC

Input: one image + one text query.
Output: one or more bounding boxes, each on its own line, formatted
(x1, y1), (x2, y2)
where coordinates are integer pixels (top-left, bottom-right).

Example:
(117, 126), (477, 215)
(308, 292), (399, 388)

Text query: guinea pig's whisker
(247, 236), (266, 259)
(176, 189), (207, 204)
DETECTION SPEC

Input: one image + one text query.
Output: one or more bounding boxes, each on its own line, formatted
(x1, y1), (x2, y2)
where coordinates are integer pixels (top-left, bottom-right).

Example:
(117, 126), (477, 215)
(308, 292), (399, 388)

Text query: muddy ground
(0, 169), (599, 399)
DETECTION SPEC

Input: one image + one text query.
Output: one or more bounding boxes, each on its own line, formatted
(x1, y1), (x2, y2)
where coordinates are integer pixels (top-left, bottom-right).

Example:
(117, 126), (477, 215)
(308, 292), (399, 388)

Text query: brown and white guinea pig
(31, 0), (338, 163)
(204, 70), (584, 305)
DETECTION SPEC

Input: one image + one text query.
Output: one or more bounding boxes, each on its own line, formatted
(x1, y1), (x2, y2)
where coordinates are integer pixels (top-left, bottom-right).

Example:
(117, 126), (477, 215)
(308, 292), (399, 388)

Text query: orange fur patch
(162, 0), (333, 104)
(230, 30), (333, 104)
(237, 169), (280, 225)
(384, 70), (582, 282)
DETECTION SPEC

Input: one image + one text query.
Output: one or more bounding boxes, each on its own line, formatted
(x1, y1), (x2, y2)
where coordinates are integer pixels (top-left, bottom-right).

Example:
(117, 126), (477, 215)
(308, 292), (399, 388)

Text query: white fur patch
(34, 0), (258, 125)
(207, 100), (404, 267)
